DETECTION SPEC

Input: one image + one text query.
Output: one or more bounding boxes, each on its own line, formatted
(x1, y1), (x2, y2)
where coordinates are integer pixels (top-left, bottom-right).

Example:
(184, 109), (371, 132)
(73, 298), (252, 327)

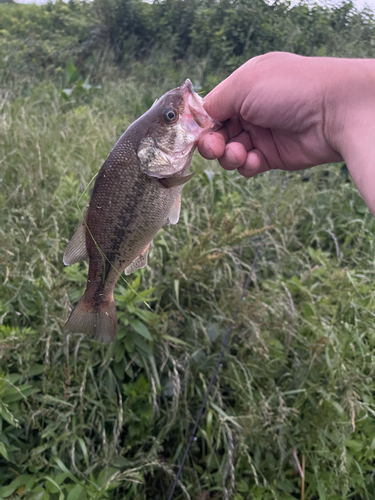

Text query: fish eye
(162, 107), (178, 124)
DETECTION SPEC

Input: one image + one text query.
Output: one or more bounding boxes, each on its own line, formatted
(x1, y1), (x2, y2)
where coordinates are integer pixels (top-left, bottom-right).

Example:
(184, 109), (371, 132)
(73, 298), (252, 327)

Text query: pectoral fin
(159, 171), (195, 189)
(63, 218), (88, 266)
(168, 194), (181, 225)
(124, 243), (151, 275)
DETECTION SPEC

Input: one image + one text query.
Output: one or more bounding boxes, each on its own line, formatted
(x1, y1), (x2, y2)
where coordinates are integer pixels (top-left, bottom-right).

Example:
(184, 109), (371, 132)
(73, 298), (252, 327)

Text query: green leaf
(130, 319), (152, 340)
(65, 58), (80, 85)
(237, 479), (249, 493)
(346, 439), (363, 453)
(77, 437), (90, 468)
(0, 401), (19, 427)
(113, 360), (125, 380)
(0, 441), (8, 460)
(132, 334), (152, 356)
(133, 309), (155, 322)
(160, 334), (190, 347)
(55, 473), (69, 485)
(43, 476), (63, 495)
(114, 344), (126, 362)
(54, 457), (79, 484)
(67, 484), (85, 500)
(0, 474), (31, 497)
(29, 363), (45, 376)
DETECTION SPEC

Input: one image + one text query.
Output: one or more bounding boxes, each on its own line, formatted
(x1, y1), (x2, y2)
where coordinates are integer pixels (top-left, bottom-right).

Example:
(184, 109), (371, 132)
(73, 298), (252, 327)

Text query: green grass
(1, 69), (375, 499)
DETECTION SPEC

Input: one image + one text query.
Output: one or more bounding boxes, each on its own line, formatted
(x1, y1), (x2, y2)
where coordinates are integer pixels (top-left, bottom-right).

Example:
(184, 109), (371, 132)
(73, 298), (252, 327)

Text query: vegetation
(1, 0), (375, 498)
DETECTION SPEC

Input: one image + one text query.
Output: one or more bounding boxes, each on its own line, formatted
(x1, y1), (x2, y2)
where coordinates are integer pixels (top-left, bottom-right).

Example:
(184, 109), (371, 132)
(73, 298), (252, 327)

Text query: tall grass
(1, 61), (375, 499)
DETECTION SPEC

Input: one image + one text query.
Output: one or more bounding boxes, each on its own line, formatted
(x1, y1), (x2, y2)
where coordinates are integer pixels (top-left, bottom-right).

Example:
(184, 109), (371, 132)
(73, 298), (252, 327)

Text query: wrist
(324, 59), (375, 214)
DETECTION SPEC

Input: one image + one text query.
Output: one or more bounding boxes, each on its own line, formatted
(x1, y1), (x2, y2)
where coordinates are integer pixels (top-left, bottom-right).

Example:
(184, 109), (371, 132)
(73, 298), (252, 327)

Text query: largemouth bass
(63, 79), (218, 343)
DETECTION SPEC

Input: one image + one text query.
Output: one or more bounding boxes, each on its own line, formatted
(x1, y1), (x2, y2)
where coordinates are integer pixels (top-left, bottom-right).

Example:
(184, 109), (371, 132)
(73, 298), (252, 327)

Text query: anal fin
(63, 218), (88, 266)
(124, 243), (151, 275)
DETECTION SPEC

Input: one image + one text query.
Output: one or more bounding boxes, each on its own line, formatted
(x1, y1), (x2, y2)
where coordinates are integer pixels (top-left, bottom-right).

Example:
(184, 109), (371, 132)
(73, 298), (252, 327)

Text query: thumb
(203, 69), (246, 122)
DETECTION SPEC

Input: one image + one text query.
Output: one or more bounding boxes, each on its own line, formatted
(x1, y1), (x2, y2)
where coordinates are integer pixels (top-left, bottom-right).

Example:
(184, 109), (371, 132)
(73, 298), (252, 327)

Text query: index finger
(198, 129), (228, 159)
(203, 64), (248, 122)
(198, 116), (243, 159)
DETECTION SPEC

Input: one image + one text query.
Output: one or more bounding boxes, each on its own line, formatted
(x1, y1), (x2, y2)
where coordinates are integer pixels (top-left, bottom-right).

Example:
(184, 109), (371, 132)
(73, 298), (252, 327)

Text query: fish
(63, 79), (219, 344)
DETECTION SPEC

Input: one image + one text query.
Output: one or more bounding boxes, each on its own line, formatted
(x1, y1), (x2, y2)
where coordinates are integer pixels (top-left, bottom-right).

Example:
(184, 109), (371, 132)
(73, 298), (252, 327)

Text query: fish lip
(169, 79), (221, 131)
(179, 78), (195, 93)
(185, 87), (205, 128)
(190, 106), (205, 128)
(181, 82), (221, 132)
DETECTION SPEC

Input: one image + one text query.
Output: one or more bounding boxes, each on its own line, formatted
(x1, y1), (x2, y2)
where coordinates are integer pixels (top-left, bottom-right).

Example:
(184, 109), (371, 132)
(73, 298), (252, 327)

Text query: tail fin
(64, 295), (118, 344)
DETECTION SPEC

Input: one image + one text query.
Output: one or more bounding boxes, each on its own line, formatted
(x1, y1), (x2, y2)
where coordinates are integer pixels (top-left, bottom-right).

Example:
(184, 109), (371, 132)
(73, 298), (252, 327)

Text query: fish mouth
(181, 79), (221, 130)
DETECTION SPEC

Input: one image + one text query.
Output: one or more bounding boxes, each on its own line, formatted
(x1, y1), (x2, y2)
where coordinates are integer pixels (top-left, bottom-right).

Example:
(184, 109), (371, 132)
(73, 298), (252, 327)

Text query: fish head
(137, 79), (221, 179)
(152, 78), (221, 150)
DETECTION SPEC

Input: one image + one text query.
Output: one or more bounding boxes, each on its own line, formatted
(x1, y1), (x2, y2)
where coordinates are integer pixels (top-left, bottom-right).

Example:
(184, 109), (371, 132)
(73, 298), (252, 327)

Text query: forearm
(325, 58), (375, 215)
(343, 112), (375, 215)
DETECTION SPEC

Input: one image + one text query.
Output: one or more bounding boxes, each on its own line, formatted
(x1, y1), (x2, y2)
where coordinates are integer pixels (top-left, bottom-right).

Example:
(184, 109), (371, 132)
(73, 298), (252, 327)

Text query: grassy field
(2, 1), (375, 499)
(2, 63), (375, 500)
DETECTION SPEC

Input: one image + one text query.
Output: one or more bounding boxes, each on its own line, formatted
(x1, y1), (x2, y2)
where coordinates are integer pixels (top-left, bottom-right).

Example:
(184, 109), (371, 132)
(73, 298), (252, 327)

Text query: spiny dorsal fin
(159, 171), (195, 189)
(63, 218), (88, 266)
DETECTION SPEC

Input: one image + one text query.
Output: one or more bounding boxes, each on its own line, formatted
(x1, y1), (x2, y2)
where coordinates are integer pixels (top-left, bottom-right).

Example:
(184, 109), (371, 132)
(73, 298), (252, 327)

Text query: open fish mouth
(180, 79), (222, 133)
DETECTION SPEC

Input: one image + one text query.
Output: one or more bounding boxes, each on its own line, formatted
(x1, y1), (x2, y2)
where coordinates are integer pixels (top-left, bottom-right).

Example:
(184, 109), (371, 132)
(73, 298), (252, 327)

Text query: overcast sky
(300, 0), (375, 10)
(14, 0), (375, 13)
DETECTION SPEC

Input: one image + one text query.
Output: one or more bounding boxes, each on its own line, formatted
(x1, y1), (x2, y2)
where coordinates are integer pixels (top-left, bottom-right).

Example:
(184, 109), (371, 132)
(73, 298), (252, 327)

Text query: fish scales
(63, 79), (219, 343)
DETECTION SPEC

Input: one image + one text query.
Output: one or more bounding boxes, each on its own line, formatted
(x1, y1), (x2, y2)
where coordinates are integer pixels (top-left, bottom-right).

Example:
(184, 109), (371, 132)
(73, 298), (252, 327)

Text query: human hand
(199, 52), (375, 214)
(198, 52), (343, 177)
